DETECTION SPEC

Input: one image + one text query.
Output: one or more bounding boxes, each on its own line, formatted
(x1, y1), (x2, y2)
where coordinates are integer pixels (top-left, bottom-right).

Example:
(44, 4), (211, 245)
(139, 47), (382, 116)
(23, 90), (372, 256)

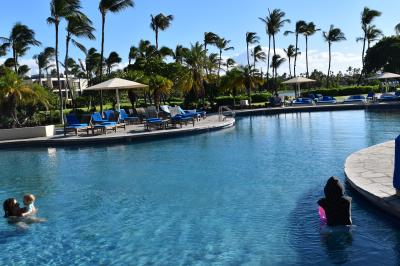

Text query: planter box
(0, 125), (55, 141)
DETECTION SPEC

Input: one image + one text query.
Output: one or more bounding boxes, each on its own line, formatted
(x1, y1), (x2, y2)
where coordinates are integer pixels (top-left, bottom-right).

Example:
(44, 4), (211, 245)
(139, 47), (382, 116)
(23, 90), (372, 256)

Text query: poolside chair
(169, 106), (195, 128)
(109, 111), (126, 131)
(119, 109), (140, 125)
(92, 112), (109, 124)
(134, 107), (147, 121)
(64, 113), (90, 136)
(146, 106), (159, 119)
(144, 118), (169, 131)
(177, 106), (206, 121)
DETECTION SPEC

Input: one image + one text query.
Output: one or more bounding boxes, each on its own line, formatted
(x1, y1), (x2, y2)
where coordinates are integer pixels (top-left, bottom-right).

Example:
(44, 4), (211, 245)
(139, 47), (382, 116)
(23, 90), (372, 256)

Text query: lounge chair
(144, 117), (168, 131)
(119, 109), (140, 124)
(177, 106), (206, 120)
(134, 107), (147, 121)
(146, 106), (159, 119)
(316, 96), (337, 105)
(343, 95), (366, 104)
(379, 93), (399, 102)
(169, 106), (195, 128)
(109, 111), (126, 130)
(92, 112), (109, 124)
(292, 98), (314, 106)
(64, 113), (89, 136)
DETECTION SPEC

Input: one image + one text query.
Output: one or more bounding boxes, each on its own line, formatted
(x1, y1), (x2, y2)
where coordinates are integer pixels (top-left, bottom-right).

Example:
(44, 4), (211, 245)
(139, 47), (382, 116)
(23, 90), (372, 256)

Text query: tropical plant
(99, 0), (134, 111)
(215, 37), (234, 79)
(246, 32), (259, 67)
(150, 13), (174, 50)
(364, 36), (400, 74)
(173, 45), (189, 64)
(365, 25), (383, 49)
(225, 58), (236, 72)
(105, 51), (122, 74)
(323, 25), (346, 87)
(270, 55), (286, 80)
(259, 13), (274, 87)
(48, 0), (82, 124)
(396, 23), (400, 35)
(0, 23), (41, 73)
(283, 44), (300, 77)
(33, 47), (55, 84)
(302, 22), (320, 77)
(203, 32), (219, 76)
(149, 75), (173, 108)
(359, 7), (381, 68)
(284, 20), (306, 77)
(128, 46), (138, 65)
(183, 42), (206, 106)
(251, 45), (266, 71)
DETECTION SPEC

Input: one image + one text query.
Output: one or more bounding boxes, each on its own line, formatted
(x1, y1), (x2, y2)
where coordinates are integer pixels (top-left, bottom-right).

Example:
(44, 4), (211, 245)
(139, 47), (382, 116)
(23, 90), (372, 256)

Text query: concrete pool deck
(344, 141), (400, 219)
(0, 115), (235, 148)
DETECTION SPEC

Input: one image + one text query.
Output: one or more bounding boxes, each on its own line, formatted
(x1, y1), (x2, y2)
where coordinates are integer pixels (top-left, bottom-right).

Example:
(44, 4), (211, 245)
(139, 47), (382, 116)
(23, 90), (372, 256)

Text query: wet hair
(3, 198), (17, 218)
(324, 176), (345, 202)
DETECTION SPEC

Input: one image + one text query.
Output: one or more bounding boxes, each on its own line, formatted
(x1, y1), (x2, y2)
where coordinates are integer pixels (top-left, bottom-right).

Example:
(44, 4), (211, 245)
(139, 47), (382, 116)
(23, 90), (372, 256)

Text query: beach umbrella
(84, 78), (148, 111)
(367, 72), (400, 92)
(282, 77), (316, 98)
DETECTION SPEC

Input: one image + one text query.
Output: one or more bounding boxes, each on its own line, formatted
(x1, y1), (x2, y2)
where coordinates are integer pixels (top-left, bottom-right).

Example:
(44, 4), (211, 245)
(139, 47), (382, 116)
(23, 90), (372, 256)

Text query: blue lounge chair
(170, 106), (195, 127)
(64, 113), (89, 136)
(144, 117), (168, 131)
(379, 93), (399, 102)
(343, 95), (366, 104)
(119, 109), (140, 124)
(177, 106), (206, 120)
(92, 112), (109, 124)
(316, 96), (337, 105)
(292, 98), (314, 106)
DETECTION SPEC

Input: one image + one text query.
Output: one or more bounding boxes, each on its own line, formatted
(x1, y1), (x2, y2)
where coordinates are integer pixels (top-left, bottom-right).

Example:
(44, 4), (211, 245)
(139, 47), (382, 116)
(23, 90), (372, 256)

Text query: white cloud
(231, 46), (362, 76)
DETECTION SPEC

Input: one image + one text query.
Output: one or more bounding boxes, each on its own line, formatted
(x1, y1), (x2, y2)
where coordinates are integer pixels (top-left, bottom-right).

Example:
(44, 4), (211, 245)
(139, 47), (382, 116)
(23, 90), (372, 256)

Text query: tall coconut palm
(267, 9), (290, 69)
(270, 54), (286, 80)
(173, 45), (189, 64)
(302, 22), (320, 77)
(105, 51), (121, 74)
(365, 25), (383, 49)
(203, 32), (219, 76)
(246, 32), (259, 68)
(283, 44), (299, 77)
(359, 7), (381, 68)
(99, 0), (134, 112)
(150, 13), (174, 50)
(33, 47), (55, 85)
(215, 37), (234, 79)
(0, 23), (41, 73)
(323, 25), (346, 87)
(284, 20), (306, 77)
(128, 46), (138, 65)
(225, 58), (236, 72)
(259, 14), (274, 87)
(206, 53), (219, 75)
(47, 0), (82, 124)
(65, 14), (95, 104)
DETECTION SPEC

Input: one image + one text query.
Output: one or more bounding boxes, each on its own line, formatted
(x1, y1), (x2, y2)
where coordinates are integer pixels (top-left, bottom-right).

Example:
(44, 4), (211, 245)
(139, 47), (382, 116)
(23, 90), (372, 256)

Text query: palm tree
(65, 14), (95, 104)
(33, 47), (55, 85)
(270, 54), (286, 80)
(303, 22), (320, 77)
(259, 14), (274, 87)
(47, 0), (82, 124)
(173, 45), (189, 64)
(359, 7), (381, 68)
(105, 51), (122, 74)
(365, 25), (383, 49)
(183, 42), (206, 106)
(215, 37), (234, 79)
(284, 20), (306, 77)
(283, 44), (299, 77)
(251, 45), (266, 71)
(225, 58), (236, 72)
(246, 32), (259, 68)
(203, 32), (219, 76)
(150, 13), (174, 50)
(0, 23), (41, 73)
(323, 25), (346, 87)
(128, 46), (138, 65)
(267, 9), (290, 70)
(206, 53), (219, 75)
(99, 0), (134, 112)
(396, 23), (400, 35)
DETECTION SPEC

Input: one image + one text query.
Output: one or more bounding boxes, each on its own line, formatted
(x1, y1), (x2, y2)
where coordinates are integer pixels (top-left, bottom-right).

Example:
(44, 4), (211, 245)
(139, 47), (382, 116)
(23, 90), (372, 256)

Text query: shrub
(305, 85), (379, 96)
(251, 92), (272, 103)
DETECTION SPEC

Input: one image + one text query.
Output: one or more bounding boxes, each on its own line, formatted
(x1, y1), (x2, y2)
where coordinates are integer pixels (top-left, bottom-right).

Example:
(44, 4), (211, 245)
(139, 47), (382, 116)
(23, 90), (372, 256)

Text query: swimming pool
(1, 110), (400, 265)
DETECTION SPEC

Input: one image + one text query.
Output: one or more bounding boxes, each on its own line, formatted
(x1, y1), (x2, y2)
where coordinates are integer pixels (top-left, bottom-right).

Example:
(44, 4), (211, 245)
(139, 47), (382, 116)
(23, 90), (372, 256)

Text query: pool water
(1, 110), (400, 265)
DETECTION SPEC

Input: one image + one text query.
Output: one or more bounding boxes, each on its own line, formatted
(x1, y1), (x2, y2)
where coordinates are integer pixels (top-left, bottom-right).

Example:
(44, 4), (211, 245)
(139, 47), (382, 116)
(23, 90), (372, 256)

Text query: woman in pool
(318, 176), (352, 226)
(3, 198), (45, 225)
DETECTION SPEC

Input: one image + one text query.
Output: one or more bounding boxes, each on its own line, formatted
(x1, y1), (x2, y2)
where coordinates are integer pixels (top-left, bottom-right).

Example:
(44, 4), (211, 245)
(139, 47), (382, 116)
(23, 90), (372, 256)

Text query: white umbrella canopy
(282, 77), (316, 97)
(84, 78), (148, 111)
(367, 72), (400, 80)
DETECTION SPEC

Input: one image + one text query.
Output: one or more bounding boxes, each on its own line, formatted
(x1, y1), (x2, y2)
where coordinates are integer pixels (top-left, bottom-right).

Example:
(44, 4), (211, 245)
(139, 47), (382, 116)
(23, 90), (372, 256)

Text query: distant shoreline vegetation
(1, 1), (400, 128)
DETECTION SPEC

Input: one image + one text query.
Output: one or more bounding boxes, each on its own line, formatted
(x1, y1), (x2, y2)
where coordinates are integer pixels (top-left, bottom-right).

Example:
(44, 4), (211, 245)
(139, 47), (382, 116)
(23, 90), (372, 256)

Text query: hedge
(214, 92), (272, 106)
(304, 86), (380, 97)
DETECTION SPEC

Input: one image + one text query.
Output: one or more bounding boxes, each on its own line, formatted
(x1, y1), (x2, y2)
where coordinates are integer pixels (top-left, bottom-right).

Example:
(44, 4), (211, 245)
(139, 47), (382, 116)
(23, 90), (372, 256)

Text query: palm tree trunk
(294, 33), (298, 77)
(65, 35), (74, 110)
(12, 46), (17, 73)
(217, 49), (222, 80)
(266, 35), (271, 89)
(288, 57), (291, 77)
(305, 36), (309, 78)
(246, 42), (250, 67)
(357, 33), (367, 85)
(38, 68), (42, 85)
(99, 12), (106, 113)
(55, 21), (64, 124)
(327, 42), (331, 87)
(155, 29), (159, 50)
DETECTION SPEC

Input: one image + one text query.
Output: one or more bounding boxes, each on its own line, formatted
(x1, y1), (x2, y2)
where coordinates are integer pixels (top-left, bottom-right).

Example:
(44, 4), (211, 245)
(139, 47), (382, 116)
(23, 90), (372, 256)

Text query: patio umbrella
(282, 77), (316, 98)
(84, 78), (148, 111)
(367, 72), (400, 92)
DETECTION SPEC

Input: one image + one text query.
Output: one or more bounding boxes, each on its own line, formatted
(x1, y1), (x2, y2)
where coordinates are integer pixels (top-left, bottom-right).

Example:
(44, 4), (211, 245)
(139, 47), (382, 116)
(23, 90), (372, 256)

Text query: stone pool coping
(0, 115), (235, 149)
(344, 141), (400, 219)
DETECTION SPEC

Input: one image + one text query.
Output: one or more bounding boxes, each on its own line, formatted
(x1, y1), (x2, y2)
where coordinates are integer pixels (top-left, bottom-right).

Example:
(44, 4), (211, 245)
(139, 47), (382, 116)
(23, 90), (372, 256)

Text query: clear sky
(1, 0), (399, 76)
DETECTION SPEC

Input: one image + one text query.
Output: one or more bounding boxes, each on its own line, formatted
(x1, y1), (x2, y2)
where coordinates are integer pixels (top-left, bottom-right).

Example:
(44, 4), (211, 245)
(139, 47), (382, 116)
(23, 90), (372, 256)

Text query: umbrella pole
(116, 89), (120, 112)
(298, 83), (300, 98)
(100, 89), (103, 113)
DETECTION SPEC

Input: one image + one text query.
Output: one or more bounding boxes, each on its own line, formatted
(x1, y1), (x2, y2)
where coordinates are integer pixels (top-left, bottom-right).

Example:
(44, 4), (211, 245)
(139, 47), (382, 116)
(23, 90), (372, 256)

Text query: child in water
(21, 194), (37, 217)
(318, 176), (352, 226)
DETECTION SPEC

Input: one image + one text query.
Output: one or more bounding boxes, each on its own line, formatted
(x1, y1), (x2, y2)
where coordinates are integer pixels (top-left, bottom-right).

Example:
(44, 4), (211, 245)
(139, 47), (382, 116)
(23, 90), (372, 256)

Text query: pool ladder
(218, 106), (236, 121)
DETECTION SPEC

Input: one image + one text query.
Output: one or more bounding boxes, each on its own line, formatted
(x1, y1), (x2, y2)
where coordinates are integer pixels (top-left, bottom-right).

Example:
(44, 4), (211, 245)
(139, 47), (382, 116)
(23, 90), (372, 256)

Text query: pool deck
(0, 115), (235, 149)
(344, 141), (400, 219)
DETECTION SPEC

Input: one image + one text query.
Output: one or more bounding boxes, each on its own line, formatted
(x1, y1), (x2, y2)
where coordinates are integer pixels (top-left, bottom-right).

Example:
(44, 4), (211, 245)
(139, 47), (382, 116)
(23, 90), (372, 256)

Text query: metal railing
(218, 106), (235, 121)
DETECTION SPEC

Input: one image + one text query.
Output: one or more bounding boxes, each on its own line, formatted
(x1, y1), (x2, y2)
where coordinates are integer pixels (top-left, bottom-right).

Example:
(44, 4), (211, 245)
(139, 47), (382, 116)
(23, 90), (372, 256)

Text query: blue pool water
(1, 110), (400, 265)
